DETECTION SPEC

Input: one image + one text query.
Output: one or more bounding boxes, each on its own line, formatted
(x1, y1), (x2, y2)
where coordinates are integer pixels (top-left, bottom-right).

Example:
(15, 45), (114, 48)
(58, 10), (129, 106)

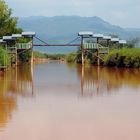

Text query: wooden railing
(16, 42), (32, 49)
(83, 43), (109, 54)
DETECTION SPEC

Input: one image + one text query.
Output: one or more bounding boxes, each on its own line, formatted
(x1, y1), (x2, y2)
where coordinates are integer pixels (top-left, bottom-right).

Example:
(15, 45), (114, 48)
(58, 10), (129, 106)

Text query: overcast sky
(5, 0), (140, 28)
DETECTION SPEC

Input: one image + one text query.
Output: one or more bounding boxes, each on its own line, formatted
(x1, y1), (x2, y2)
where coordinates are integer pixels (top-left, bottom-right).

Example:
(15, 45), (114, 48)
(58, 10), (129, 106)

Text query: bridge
(33, 44), (80, 46)
(0, 31), (127, 68)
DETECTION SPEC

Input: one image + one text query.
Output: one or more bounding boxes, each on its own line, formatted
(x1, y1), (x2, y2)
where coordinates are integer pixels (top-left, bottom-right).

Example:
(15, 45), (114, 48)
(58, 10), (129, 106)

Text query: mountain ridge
(18, 16), (140, 53)
(18, 16), (140, 42)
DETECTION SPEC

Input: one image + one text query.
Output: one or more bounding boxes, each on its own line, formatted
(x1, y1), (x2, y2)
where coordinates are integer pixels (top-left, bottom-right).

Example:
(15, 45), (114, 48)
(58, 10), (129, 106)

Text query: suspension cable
(65, 37), (81, 45)
(34, 36), (49, 45)
(35, 36), (80, 46)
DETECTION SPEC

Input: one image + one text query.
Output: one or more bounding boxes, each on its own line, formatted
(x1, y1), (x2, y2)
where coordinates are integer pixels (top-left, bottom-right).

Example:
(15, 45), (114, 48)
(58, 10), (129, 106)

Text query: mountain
(125, 28), (140, 32)
(18, 16), (140, 53)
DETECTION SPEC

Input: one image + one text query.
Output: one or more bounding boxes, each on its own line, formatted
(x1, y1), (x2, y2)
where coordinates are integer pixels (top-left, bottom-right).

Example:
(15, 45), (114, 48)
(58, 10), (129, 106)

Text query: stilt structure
(0, 39), (7, 71)
(22, 32), (36, 65)
(93, 34), (104, 66)
(2, 32), (36, 66)
(78, 32), (111, 66)
(78, 32), (93, 65)
(81, 36), (84, 65)
(1, 31), (127, 69)
(3, 36), (17, 66)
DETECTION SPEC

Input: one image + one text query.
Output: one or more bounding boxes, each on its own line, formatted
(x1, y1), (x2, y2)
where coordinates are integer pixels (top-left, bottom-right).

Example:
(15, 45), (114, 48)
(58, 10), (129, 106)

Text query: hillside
(18, 16), (140, 53)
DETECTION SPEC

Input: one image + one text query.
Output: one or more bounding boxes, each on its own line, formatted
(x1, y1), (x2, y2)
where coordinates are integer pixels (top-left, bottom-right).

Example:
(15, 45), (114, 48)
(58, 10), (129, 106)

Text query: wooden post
(107, 39), (109, 48)
(81, 36), (84, 65)
(97, 38), (100, 66)
(5, 44), (8, 67)
(80, 65), (84, 96)
(96, 66), (100, 95)
(15, 48), (18, 66)
(14, 39), (17, 66)
(14, 39), (18, 66)
(31, 37), (34, 65)
(107, 39), (109, 54)
(31, 62), (34, 96)
(4, 47), (5, 67)
(97, 49), (100, 66)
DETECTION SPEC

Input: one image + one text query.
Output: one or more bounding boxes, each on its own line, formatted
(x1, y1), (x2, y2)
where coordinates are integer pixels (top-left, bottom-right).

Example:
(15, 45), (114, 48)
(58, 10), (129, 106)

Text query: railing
(84, 43), (109, 54)
(16, 42), (32, 49)
(84, 43), (98, 49)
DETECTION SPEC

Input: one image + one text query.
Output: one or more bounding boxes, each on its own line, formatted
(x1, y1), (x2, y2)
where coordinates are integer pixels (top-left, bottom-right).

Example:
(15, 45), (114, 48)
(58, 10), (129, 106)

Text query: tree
(0, 0), (22, 37)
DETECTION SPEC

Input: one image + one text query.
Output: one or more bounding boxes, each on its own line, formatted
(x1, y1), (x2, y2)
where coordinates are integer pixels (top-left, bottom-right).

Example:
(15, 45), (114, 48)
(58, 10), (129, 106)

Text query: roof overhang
(111, 38), (119, 42)
(22, 32), (36, 38)
(93, 34), (104, 38)
(3, 36), (15, 41)
(12, 34), (22, 39)
(78, 31), (93, 37)
(103, 36), (111, 40)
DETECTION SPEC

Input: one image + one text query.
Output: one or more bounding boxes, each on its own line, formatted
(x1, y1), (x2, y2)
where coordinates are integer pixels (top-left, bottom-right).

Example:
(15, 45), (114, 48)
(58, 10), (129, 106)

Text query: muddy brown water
(0, 61), (140, 140)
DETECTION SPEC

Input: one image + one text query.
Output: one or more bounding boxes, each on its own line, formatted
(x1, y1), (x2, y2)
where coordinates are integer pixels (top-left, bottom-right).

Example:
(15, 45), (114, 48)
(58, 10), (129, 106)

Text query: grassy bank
(65, 48), (140, 68)
(0, 46), (10, 67)
(32, 48), (140, 68)
(33, 51), (66, 61)
(104, 48), (140, 68)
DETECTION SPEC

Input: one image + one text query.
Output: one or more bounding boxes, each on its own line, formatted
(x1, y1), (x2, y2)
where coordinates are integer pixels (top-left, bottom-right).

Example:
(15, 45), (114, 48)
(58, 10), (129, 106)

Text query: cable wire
(34, 36), (49, 45)
(65, 37), (81, 46)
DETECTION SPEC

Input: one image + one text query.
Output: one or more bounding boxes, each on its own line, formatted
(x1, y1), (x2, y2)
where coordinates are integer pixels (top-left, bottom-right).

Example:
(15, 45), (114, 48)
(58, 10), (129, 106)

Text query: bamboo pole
(97, 49), (100, 66)
(15, 48), (17, 66)
(31, 37), (34, 65)
(81, 36), (84, 65)
(80, 65), (84, 96)
(97, 38), (100, 66)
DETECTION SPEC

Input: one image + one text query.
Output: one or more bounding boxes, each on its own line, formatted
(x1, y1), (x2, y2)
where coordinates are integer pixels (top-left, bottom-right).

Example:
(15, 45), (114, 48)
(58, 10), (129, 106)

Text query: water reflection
(73, 64), (140, 97)
(0, 65), (33, 96)
(0, 62), (140, 140)
(0, 65), (33, 130)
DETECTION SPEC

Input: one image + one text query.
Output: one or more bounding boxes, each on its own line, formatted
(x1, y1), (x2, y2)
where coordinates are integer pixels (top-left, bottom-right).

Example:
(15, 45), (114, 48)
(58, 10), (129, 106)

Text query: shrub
(66, 53), (77, 63)
(18, 50), (32, 63)
(104, 48), (140, 68)
(0, 46), (10, 66)
(33, 51), (47, 58)
(104, 49), (118, 66)
(47, 54), (65, 60)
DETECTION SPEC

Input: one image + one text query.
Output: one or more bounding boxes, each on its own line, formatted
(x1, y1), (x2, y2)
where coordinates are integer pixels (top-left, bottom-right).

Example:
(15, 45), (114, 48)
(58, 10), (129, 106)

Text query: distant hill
(18, 16), (140, 53)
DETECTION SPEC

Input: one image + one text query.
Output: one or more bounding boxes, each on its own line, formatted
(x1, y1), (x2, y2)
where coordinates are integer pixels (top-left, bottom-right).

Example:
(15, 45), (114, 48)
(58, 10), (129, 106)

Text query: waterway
(0, 61), (140, 140)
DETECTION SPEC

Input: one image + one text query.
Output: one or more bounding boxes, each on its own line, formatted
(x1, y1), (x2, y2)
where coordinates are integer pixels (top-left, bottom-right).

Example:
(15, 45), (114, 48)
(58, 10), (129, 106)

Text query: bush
(0, 46), (10, 66)
(34, 51), (66, 60)
(66, 53), (77, 63)
(47, 54), (65, 60)
(18, 50), (32, 63)
(33, 51), (47, 58)
(104, 48), (140, 68)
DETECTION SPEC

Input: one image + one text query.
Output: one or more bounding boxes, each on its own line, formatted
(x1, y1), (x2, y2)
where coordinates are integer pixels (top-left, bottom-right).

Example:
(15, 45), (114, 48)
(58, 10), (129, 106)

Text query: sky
(5, 0), (140, 28)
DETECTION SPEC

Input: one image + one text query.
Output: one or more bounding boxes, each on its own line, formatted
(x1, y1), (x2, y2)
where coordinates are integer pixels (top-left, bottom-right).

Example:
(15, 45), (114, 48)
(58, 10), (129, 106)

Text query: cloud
(5, 0), (140, 28)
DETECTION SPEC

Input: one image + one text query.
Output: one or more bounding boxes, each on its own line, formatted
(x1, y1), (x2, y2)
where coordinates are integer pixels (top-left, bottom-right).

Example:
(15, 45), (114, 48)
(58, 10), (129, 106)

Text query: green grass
(104, 48), (140, 68)
(66, 53), (78, 63)
(0, 46), (10, 67)
(33, 51), (66, 60)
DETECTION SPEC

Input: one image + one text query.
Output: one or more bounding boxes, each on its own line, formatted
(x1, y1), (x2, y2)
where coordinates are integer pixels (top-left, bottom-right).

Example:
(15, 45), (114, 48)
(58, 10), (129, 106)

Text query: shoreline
(33, 57), (66, 63)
